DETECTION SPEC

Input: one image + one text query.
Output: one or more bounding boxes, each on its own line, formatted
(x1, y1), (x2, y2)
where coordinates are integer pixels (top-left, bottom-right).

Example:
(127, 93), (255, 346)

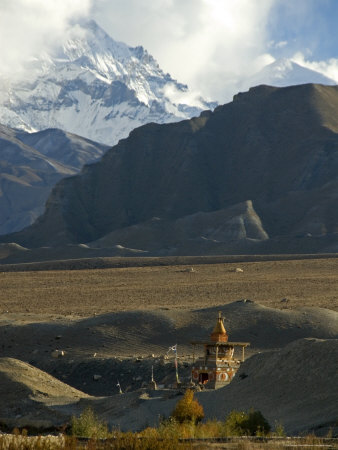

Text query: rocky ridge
(4, 83), (338, 255)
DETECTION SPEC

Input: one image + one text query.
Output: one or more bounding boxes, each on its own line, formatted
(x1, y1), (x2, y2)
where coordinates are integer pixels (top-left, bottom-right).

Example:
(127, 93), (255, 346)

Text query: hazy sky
(0, 0), (337, 102)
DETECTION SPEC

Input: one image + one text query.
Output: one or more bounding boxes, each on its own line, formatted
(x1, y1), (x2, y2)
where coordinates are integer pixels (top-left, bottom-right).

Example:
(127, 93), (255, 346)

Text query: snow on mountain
(241, 58), (336, 91)
(1, 17), (334, 149)
(0, 20), (215, 146)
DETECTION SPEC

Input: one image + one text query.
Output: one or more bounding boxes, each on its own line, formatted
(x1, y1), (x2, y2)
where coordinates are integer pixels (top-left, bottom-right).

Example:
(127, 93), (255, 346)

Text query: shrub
(71, 407), (108, 439)
(224, 409), (271, 436)
(273, 420), (286, 437)
(194, 420), (224, 439)
(157, 417), (181, 440)
(171, 389), (204, 424)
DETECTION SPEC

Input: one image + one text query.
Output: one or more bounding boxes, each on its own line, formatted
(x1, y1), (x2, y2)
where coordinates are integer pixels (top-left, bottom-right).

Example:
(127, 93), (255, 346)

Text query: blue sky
(93, 0), (338, 100)
(268, 0), (338, 60)
(0, 0), (337, 102)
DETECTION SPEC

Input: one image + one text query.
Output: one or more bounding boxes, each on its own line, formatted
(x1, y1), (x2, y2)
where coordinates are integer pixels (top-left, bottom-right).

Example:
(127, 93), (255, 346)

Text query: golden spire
(211, 311), (228, 342)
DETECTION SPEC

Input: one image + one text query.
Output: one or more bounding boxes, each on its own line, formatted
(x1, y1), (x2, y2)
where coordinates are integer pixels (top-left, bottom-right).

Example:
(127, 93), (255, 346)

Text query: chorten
(148, 365), (157, 390)
(210, 311), (228, 342)
(191, 312), (250, 389)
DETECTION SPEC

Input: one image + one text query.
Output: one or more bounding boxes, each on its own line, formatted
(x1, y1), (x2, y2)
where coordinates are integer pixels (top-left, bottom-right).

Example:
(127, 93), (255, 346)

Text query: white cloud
(162, 83), (205, 109)
(0, 0), (91, 78)
(274, 41), (288, 49)
(94, 0), (276, 102)
(0, 0), (335, 104)
(292, 52), (338, 83)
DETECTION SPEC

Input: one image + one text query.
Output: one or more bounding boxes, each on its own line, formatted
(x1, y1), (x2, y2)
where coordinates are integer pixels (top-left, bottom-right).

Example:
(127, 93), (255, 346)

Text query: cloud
(270, 40), (288, 49)
(94, 0), (276, 102)
(292, 52), (338, 83)
(162, 83), (206, 109)
(0, 0), (336, 104)
(0, 0), (91, 78)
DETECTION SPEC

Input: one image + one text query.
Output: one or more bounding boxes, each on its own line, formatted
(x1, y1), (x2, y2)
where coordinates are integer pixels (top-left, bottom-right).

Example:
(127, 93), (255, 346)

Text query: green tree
(171, 389), (204, 424)
(224, 409), (271, 436)
(71, 407), (108, 438)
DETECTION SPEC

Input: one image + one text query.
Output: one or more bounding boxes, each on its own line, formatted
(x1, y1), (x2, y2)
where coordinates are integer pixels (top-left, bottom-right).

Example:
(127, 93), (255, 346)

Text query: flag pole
(167, 344), (180, 385)
(175, 345), (180, 384)
(117, 379), (123, 394)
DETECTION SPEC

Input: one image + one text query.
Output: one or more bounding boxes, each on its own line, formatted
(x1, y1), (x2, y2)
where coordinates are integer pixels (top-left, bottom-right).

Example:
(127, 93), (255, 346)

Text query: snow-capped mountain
(241, 58), (336, 91)
(0, 20), (215, 146)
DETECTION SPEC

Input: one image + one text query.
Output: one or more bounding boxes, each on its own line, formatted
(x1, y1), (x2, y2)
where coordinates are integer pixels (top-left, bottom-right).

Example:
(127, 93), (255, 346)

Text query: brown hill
(0, 357), (88, 429)
(0, 304), (337, 433)
(1, 302), (337, 396)
(2, 83), (338, 254)
(1, 339), (336, 435)
(2, 302), (338, 358)
(89, 200), (269, 254)
(199, 338), (338, 435)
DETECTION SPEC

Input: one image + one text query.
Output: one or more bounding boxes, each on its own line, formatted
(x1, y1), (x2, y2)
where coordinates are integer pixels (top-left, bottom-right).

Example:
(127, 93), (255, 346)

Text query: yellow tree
(172, 389), (204, 424)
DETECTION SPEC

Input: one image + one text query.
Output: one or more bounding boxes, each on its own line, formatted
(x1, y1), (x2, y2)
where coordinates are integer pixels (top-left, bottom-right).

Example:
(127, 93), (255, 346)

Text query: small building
(191, 312), (250, 389)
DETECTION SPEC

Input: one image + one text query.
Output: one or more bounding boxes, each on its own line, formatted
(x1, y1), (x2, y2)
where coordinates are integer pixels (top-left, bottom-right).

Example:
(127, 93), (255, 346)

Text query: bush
(194, 420), (224, 439)
(224, 409), (271, 436)
(273, 421), (286, 437)
(171, 389), (204, 424)
(71, 407), (108, 439)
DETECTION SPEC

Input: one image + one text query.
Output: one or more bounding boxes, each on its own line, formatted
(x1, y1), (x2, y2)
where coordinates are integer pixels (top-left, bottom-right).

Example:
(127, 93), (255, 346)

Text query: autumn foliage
(171, 389), (204, 424)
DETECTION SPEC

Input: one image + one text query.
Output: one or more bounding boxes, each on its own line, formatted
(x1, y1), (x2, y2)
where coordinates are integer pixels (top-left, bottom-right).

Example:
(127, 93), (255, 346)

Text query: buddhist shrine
(191, 312), (250, 389)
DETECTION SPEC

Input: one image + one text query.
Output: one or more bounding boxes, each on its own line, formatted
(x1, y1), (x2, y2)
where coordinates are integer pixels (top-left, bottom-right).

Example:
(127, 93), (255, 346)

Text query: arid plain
(1, 257), (337, 317)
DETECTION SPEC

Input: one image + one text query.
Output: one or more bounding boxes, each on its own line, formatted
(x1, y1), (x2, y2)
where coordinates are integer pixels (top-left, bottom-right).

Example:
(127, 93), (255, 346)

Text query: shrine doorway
(199, 372), (209, 384)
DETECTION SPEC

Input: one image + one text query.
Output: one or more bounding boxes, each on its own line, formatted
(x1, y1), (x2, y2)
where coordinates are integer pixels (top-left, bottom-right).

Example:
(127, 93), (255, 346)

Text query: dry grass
(0, 258), (337, 316)
(0, 433), (337, 450)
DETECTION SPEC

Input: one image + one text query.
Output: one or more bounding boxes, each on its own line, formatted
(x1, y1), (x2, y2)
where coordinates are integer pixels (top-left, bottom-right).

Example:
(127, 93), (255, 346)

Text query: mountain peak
(0, 20), (214, 145)
(242, 57), (336, 91)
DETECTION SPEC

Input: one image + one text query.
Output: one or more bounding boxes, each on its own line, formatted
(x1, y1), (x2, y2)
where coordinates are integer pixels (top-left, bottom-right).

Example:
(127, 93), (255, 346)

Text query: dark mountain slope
(17, 128), (108, 170)
(3, 84), (338, 251)
(0, 125), (108, 235)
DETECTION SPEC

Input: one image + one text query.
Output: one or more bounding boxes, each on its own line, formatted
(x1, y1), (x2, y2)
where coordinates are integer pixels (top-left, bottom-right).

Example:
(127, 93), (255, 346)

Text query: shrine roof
(190, 341), (250, 346)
